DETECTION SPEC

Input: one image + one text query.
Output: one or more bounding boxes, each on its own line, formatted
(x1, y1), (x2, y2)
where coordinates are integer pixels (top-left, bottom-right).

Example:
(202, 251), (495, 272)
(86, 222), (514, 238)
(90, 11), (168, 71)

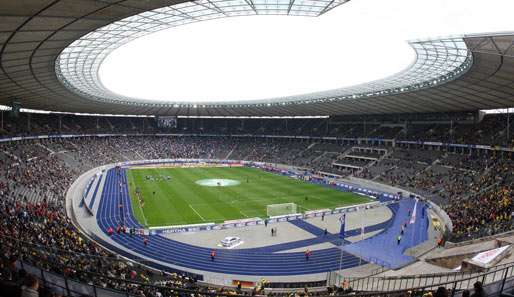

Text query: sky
(99, 0), (514, 103)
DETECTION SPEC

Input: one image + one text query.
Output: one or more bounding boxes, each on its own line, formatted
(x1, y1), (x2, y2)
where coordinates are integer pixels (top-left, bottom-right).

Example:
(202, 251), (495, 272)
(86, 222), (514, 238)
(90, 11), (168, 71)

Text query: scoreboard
(156, 116), (177, 128)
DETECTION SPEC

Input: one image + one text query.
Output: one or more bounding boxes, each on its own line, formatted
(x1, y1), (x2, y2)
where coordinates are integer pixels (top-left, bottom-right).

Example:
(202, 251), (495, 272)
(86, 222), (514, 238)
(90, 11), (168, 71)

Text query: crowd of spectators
(0, 138), (254, 297)
(444, 157), (514, 241)
(1, 111), (512, 146)
(361, 147), (513, 241)
(0, 133), (512, 296)
(334, 157), (372, 168)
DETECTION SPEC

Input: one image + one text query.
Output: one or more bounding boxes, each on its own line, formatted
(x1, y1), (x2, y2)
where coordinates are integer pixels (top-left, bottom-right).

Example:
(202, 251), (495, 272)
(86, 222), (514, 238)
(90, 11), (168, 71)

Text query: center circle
(195, 179), (240, 187)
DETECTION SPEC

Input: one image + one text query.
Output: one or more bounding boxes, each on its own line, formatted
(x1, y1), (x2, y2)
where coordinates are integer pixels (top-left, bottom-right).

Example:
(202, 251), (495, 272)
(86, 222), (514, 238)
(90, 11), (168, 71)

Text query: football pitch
(126, 166), (371, 227)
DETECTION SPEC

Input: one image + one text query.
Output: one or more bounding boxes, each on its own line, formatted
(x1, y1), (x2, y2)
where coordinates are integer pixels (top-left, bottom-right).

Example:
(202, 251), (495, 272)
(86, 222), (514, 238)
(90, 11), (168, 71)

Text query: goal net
(266, 203), (298, 217)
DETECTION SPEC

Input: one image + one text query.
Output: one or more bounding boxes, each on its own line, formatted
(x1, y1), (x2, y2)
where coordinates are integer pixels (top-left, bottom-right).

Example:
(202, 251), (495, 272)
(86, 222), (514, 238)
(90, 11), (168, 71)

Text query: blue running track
(93, 168), (427, 276)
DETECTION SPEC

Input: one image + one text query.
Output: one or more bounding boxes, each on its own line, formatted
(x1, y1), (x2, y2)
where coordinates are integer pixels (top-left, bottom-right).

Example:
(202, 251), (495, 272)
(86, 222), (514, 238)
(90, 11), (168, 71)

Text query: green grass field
(126, 166), (370, 227)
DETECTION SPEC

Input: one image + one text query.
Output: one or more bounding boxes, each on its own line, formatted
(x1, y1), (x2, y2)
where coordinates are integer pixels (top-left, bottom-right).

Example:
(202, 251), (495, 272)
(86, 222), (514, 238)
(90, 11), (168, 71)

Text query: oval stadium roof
(0, 1), (513, 116)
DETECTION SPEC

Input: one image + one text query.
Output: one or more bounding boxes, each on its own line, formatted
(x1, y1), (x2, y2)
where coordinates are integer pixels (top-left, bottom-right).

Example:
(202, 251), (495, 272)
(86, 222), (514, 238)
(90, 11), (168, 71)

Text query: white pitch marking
(189, 204), (206, 221)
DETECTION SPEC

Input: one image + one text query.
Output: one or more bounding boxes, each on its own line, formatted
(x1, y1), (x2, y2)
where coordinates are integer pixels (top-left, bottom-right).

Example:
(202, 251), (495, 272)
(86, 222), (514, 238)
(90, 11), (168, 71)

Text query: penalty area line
(189, 204), (206, 221)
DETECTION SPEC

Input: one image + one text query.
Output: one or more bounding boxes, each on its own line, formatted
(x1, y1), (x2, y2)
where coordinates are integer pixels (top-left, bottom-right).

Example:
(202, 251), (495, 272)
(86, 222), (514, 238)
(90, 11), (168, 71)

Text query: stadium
(0, 0), (514, 297)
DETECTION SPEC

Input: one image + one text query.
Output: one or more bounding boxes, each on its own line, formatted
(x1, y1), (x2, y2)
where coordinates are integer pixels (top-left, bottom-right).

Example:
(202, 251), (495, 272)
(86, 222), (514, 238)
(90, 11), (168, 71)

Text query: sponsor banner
(221, 218), (264, 229)
(333, 208), (348, 214)
(232, 280), (256, 288)
(269, 213), (303, 221)
(336, 183), (352, 190)
(383, 193), (397, 199)
(118, 158), (245, 168)
(153, 228), (185, 234)
(396, 140), (512, 151)
(131, 162), (244, 169)
(304, 209), (331, 218)
(475, 144), (491, 150)
(333, 204), (367, 214)
(131, 228), (146, 235)
(150, 222), (215, 234)
(314, 211), (329, 217)
(356, 201), (381, 210)
(224, 217), (262, 225)
(423, 141), (443, 146)
(222, 223), (235, 229)
(472, 245), (511, 265)
(451, 143), (472, 148)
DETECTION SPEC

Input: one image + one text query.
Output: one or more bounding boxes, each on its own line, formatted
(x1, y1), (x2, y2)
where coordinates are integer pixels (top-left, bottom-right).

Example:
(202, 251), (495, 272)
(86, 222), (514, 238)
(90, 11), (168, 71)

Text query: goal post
(266, 203), (298, 217)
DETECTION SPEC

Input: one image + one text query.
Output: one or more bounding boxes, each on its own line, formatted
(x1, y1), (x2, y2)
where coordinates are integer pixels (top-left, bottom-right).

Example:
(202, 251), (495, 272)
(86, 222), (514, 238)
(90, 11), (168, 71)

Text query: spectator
(20, 274), (39, 297)
(304, 249), (311, 261)
(434, 286), (448, 297)
(471, 281), (485, 297)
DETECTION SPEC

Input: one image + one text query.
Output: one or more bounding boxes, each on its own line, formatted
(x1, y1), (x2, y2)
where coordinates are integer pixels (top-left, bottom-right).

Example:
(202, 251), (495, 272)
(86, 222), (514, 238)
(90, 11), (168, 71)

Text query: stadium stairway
(93, 168), (416, 276)
(342, 199), (429, 269)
